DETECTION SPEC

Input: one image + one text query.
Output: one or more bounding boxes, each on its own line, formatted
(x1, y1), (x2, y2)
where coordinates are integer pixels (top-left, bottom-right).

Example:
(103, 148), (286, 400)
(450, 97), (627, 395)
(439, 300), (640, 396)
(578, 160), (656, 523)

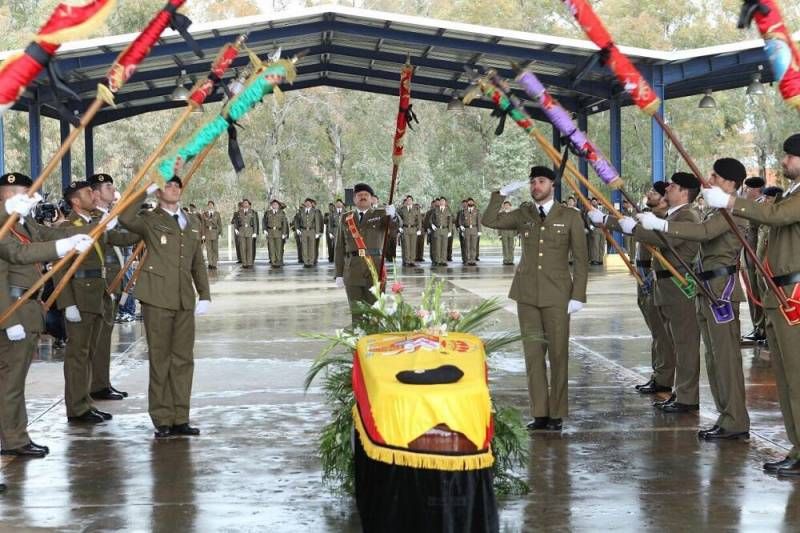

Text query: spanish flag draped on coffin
(352, 332), (499, 532)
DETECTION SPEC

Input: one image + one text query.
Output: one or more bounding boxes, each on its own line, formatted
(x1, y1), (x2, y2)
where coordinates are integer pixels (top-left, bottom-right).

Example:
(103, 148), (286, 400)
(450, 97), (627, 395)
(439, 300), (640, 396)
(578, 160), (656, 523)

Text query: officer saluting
(483, 166), (588, 432)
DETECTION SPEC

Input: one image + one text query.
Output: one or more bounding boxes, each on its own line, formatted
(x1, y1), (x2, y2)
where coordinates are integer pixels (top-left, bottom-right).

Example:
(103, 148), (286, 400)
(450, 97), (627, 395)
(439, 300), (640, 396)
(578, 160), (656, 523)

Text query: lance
(377, 61), (417, 290)
(738, 0), (800, 110)
(108, 240), (145, 296)
(464, 72), (687, 288)
(560, 0), (794, 320)
(0, 0), (201, 241)
(42, 38), (249, 308)
(0, 0), (116, 118)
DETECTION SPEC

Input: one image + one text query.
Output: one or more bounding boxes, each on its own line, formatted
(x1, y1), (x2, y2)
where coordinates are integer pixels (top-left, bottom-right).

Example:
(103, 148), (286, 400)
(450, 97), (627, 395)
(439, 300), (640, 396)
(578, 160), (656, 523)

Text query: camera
(33, 202), (58, 224)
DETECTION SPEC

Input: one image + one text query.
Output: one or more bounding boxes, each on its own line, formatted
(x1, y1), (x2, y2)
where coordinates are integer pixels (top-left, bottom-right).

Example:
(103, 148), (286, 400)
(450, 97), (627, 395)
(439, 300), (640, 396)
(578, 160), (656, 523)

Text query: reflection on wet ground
(1, 251), (798, 531)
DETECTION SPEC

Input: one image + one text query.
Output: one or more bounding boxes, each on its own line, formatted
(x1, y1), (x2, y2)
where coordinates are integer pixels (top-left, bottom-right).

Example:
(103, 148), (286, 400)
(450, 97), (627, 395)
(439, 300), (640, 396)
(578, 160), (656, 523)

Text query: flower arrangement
(305, 264), (530, 497)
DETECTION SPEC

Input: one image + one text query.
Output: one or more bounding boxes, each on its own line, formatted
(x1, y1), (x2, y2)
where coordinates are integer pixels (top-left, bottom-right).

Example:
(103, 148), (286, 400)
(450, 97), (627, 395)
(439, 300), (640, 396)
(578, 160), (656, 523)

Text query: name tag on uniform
(553, 223), (565, 227)
(367, 217), (381, 223)
(160, 235), (167, 245)
(191, 229), (199, 233)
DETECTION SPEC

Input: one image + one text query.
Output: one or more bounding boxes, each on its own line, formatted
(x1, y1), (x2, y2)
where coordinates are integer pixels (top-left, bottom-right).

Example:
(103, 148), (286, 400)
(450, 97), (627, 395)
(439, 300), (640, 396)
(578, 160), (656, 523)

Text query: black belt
(656, 270), (688, 280)
(348, 249), (382, 257)
(696, 265), (736, 281)
(635, 260), (651, 268)
(74, 269), (105, 279)
(772, 272), (800, 287)
(9, 286), (39, 300)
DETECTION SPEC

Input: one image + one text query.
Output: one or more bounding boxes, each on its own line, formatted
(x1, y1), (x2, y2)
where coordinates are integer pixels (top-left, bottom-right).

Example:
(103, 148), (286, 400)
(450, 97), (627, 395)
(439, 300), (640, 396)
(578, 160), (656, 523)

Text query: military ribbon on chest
(72, 218), (104, 265)
(345, 213), (378, 268)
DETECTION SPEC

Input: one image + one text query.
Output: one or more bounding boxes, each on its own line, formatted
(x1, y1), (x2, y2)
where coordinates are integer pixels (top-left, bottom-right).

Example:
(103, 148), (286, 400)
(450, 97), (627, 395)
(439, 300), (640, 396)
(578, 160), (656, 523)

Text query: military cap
(744, 176), (765, 189)
(166, 176), (183, 188)
(670, 172), (700, 190)
(63, 180), (91, 200)
(763, 186), (783, 197)
(652, 181), (668, 196)
(783, 133), (800, 157)
(529, 165), (556, 181)
(0, 172), (33, 187)
(713, 158), (747, 187)
(87, 173), (113, 186)
(353, 183), (375, 196)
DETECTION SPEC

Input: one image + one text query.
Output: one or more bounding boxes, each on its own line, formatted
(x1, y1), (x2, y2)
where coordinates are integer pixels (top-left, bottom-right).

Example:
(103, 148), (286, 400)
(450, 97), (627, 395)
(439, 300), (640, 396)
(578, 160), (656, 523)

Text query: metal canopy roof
(5, 4), (785, 125)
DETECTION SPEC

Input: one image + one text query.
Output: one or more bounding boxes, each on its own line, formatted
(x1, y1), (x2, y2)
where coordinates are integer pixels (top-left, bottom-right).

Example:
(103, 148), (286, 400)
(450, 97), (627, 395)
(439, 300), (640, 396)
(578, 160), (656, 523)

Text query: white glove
(283, 234), (288, 240)
(264, 229), (268, 235)
(195, 300), (210, 315)
(6, 324), (25, 341)
(385, 205), (396, 218)
(315, 233), (321, 239)
(102, 212), (118, 231)
(68, 234), (95, 255)
(416, 230), (421, 236)
(398, 227), (404, 234)
(234, 229), (239, 236)
(587, 209), (607, 226)
(618, 216), (638, 234)
(335, 276), (345, 289)
(702, 186), (733, 209)
(146, 183), (160, 195)
(328, 233), (334, 238)
(65, 305), (82, 323)
(499, 180), (528, 196)
(477, 231), (482, 236)
(431, 224), (438, 232)
(459, 225), (465, 232)
(447, 232), (452, 237)
(637, 212), (668, 232)
(567, 299), (584, 315)
(4, 192), (41, 217)
(252, 235), (257, 239)
(296, 229), (301, 236)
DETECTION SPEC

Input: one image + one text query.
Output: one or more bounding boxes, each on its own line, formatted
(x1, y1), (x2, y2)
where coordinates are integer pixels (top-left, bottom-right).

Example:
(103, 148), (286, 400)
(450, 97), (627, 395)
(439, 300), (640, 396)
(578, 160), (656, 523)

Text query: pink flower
(448, 310), (462, 321)
(416, 309), (429, 319)
(391, 281), (405, 294)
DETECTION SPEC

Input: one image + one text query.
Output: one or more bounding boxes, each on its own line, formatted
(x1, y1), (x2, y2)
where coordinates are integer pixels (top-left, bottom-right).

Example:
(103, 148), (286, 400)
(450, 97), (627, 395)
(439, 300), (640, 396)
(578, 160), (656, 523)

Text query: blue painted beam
(662, 47), (768, 85)
(29, 103), (41, 179)
(60, 120), (71, 189)
(609, 100), (624, 251)
(85, 127), (94, 178)
(649, 66), (665, 184)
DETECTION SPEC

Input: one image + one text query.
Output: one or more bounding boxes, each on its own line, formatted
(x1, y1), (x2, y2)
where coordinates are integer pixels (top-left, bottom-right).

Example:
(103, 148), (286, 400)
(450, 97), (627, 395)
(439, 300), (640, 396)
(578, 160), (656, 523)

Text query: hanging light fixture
(746, 73), (765, 96)
(170, 69), (189, 101)
(698, 89), (716, 109)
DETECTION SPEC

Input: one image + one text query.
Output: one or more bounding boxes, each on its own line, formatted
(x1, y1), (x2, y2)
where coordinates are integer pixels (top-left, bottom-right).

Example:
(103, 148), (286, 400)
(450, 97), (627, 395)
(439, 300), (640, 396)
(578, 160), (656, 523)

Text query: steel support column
(649, 65), (665, 184)
(29, 103), (42, 179)
(60, 119), (71, 189)
(609, 101), (624, 250)
(85, 126), (94, 177)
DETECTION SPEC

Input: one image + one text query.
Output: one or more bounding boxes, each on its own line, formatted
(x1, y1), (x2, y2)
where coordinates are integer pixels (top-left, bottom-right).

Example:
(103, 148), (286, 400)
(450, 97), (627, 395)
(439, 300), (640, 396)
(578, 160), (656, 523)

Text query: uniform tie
(173, 214), (179, 223)
(538, 206), (546, 221)
(358, 212), (364, 223)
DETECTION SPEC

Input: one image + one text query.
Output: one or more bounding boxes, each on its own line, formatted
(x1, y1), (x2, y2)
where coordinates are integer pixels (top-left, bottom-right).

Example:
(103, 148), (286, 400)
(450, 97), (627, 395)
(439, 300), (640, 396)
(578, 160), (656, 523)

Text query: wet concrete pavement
(1, 249), (798, 532)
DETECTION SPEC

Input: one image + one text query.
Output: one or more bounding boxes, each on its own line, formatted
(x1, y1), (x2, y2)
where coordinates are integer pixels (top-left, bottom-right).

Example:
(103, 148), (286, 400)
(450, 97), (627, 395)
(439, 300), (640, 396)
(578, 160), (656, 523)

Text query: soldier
(0, 179), (94, 457)
(230, 203), (242, 264)
(499, 200), (516, 265)
(457, 199), (467, 263)
(621, 198), (637, 255)
(263, 199), (289, 267)
(334, 183), (396, 323)
(398, 195), (421, 266)
(587, 197), (606, 265)
(202, 200), (222, 269)
(234, 199), (258, 268)
(297, 198), (322, 268)
(311, 199), (323, 265)
(459, 197), (481, 266)
(483, 166), (588, 431)
(741, 176), (766, 343)
(85, 173), (140, 403)
(599, 172), (702, 413)
(423, 199), (437, 263)
(323, 202), (336, 263)
(443, 197), (454, 262)
(637, 159), (750, 440)
(414, 202), (426, 263)
(327, 199), (345, 263)
(119, 176), (211, 438)
(431, 197), (453, 266)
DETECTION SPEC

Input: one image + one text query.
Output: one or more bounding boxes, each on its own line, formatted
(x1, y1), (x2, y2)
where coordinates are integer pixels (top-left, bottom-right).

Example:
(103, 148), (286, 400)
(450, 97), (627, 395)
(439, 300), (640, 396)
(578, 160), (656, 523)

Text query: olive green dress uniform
(622, 204), (702, 405)
(230, 211), (241, 263)
(431, 206), (453, 264)
(398, 204), (421, 265)
(314, 208), (324, 263)
(327, 207), (344, 262)
(263, 207), (289, 266)
(119, 197), (210, 428)
(664, 210), (750, 432)
(202, 210), (222, 268)
(298, 208), (322, 267)
(500, 228), (516, 264)
(334, 208), (394, 323)
(482, 192), (589, 419)
(460, 206), (481, 264)
(587, 208), (607, 264)
(421, 207), (433, 262)
(0, 229), (69, 450)
(234, 209), (258, 268)
(731, 186), (800, 456)
(743, 220), (766, 337)
(324, 210), (335, 262)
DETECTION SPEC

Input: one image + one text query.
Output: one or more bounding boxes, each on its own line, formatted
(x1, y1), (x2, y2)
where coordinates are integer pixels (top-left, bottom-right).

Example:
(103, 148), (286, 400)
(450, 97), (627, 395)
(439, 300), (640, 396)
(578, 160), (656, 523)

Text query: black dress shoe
(698, 425), (719, 438)
(171, 423), (200, 436)
(27, 440), (49, 454)
(547, 418), (563, 431)
(635, 378), (655, 391)
(91, 408), (113, 421)
(701, 427), (749, 440)
(67, 410), (105, 424)
(526, 417), (550, 431)
(764, 456), (796, 472)
(637, 382), (672, 395)
(653, 393), (676, 408)
(154, 426), (172, 439)
(659, 402), (699, 413)
(90, 388), (124, 401)
(777, 459), (800, 476)
(110, 386), (128, 398)
(742, 329), (766, 341)
(1, 443), (47, 458)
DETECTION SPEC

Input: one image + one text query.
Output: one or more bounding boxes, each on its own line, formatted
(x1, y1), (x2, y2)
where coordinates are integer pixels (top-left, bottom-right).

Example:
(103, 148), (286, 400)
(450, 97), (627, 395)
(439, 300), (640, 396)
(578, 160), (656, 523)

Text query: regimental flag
(392, 63), (417, 164)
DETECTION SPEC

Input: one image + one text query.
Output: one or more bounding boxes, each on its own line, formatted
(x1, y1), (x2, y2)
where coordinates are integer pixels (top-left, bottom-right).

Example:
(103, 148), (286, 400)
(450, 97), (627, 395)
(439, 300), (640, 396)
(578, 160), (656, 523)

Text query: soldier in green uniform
(459, 198), (481, 266)
(598, 172), (702, 413)
(456, 199), (467, 264)
(702, 134), (800, 474)
(415, 201), (426, 263)
(498, 200), (516, 265)
(621, 198), (637, 255)
(312, 199), (324, 265)
(119, 176), (211, 438)
(202, 200), (222, 269)
(422, 199), (436, 263)
(230, 203), (241, 264)
(741, 176), (766, 342)
(327, 199), (345, 264)
(431, 197), (453, 266)
(297, 198), (322, 268)
(334, 183), (396, 324)
(637, 159), (750, 439)
(0, 178), (94, 457)
(398, 195), (421, 266)
(483, 166), (589, 431)
(85, 173), (140, 402)
(234, 199), (258, 269)
(263, 199), (289, 267)
(587, 197), (606, 265)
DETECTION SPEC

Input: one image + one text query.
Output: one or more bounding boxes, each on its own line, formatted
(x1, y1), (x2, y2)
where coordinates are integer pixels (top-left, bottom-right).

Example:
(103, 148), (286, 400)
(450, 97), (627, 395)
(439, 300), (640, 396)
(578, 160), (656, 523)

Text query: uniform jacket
(234, 209), (258, 238)
(398, 205), (422, 230)
(430, 206), (454, 235)
(334, 208), (394, 287)
(296, 208), (322, 234)
(459, 207), (481, 231)
(202, 210), (222, 240)
(263, 208), (289, 239)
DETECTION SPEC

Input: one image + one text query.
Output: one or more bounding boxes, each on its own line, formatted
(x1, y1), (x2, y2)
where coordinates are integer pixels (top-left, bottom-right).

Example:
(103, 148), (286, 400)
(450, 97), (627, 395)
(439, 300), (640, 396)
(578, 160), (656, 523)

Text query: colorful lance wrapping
(0, 0), (116, 117)
(189, 39), (243, 107)
(515, 69), (622, 189)
(157, 58), (298, 181)
(391, 63), (417, 164)
(738, 0), (800, 110)
(563, 0), (660, 115)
